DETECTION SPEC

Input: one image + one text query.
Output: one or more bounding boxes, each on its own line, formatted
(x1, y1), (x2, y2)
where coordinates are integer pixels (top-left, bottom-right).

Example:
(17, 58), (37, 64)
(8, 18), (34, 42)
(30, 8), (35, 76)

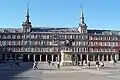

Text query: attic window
(109, 32), (112, 35)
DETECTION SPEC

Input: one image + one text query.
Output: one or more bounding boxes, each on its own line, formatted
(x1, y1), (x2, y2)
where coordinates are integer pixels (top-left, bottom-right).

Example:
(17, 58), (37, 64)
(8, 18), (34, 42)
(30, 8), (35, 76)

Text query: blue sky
(0, 0), (120, 30)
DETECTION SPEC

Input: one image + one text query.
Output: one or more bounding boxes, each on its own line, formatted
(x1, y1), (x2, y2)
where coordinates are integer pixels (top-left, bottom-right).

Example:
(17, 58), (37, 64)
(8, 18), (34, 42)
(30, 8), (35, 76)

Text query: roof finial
(25, 4), (30, 23)
(80, 4), (84, 24)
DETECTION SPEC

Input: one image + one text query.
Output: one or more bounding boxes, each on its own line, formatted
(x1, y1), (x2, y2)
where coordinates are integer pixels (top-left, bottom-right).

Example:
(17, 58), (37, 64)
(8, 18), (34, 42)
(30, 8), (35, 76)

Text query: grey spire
(80, 5), (84, 24)
(25, 4), (30, 23)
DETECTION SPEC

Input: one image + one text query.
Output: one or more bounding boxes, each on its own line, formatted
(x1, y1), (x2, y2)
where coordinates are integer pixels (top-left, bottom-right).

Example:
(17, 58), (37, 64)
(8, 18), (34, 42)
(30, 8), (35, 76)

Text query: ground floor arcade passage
(0, 54), (22, 61)
(72, 54), (120, 61)
(22, 53), (120, 62)
(0, 53), (120, 62)
(22, 54), (60, 62)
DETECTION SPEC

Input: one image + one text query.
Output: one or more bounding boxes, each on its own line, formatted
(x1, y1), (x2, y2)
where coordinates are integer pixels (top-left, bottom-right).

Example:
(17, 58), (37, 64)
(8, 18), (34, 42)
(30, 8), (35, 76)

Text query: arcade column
(102, 54), (104, 61)
(46, 55), (48, 61)
(98, 55), (100, 61)
(115, 54), (118, 61)
(40, 54), (41, 62)
(28, 54), (30, 62)
(80, 54), (82, 61)
(110, 54), (113, 61)
(52, 55), (54, 62)
(86, 54), (88, 62)
(33, 54), (35, 61)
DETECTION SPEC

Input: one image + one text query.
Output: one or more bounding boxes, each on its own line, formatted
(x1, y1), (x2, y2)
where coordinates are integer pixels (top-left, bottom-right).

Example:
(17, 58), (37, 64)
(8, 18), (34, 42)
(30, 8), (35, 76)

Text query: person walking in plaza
(57, 61), (60, 69)
(112, 59), (117, 66)
(88, 60), (91, 67)
(96, 61), (100, 70)
(48, 60), (51, 66)
(52, 62), (56, 67)
(100, 61), (104, 69)
(15, 60), (20, 67)
(33, 61), (39, 70)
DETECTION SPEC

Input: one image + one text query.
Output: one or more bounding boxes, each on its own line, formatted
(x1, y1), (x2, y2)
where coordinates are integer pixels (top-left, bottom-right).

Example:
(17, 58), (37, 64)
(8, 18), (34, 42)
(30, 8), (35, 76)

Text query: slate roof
(31, 27), (79, 33)
(0, 27), (120, 35)
(87, 29), (120, 35)
(0, 28), (21, 33)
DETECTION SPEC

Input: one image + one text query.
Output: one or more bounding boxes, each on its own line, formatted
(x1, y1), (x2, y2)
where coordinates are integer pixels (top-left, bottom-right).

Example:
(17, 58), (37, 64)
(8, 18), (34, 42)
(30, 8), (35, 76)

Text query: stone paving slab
(0, 62), (120, 80)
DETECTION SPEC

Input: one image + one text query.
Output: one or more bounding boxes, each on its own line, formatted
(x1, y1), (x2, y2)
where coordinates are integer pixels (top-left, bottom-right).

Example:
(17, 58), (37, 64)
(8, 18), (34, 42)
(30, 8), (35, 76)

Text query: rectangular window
(100, 37), (102, 40)
(91, 48), (93, 52)
(42, 35), (46, 39)
(17, 35), (20, 39)
(2, 41), (6, 45)
(12, 35), (16, 39)
(2, 35), (6, 39)
(76, 35), (78, 39)
(116, 42), (118, 46)
(94, 42), (98, 46)
(89, 36), (92, 40)
(30, 35), (34, 39)
(46, 35), (49, 39)
(7, 35), (11, 39)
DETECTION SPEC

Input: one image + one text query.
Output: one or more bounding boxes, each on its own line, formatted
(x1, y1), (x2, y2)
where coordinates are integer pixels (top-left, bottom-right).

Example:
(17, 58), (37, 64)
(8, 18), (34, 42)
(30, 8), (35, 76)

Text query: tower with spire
(22, 5), (32, 33)
(78, 5), (88, 34)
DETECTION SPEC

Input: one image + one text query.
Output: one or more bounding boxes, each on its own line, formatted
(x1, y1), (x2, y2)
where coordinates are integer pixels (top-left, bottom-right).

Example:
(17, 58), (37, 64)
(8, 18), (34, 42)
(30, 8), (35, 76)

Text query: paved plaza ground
(0, 62), (120, 80)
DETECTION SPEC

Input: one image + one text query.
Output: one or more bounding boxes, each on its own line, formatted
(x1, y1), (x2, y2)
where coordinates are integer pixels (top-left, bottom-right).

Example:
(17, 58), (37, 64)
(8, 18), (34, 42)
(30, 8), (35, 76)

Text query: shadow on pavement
(81, 66), (119, 70)
(0, 62), (33, 80)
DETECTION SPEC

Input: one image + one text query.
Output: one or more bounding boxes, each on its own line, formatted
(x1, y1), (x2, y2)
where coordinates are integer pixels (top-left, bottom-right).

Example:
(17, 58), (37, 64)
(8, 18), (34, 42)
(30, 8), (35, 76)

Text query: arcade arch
(53, 54), (58, 61)
(41, 54), (46, 61)
(30, 54), (33, 62)
(47, 54), (52, 61)
(35, 54), (40, 61)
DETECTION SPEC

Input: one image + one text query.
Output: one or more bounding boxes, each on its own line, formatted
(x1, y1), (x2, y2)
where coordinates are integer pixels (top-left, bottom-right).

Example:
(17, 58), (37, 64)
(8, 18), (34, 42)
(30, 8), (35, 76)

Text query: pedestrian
(81, 60), (83, 66)
(112, 59), (116, 66)
(88, 60), (91, 67)
(57, 62), (60, 69)
(78, 61), (80, 66)
(96, 61), (100, 70)
(48, 60), (51, 66)
(52, 62), (56, 67)
(33, 61), (39, 70)
(100, 61), (104, 69)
